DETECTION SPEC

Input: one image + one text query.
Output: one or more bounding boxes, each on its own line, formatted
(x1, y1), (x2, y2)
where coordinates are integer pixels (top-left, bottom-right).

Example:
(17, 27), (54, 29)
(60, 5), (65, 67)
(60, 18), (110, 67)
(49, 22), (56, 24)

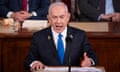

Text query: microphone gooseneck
(66, 34), (73, 72)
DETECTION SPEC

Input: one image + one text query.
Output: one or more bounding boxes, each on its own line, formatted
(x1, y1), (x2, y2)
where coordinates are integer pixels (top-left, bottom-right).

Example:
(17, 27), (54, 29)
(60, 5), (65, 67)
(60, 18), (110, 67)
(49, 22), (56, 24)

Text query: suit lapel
(46, 27), (60, 63)
(28, 0), (37, 12)
(12, 0), (21, 11)
(64, 26), (74, 65)
(113, 0), (120, 12)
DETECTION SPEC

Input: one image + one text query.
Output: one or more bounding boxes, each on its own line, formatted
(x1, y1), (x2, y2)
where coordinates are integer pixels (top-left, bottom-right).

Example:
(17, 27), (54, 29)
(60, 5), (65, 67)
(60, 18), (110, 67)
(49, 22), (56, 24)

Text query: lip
(55, 25), (63, 30)
(56, 26), (63, 27)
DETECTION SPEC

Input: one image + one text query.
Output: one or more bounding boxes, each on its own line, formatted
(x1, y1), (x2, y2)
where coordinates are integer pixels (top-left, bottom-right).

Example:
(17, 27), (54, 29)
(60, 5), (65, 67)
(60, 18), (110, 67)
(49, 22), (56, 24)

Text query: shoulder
(68, 26), (87, 39)
(68, 26), (86, 34)
(33, 27), (50, 38)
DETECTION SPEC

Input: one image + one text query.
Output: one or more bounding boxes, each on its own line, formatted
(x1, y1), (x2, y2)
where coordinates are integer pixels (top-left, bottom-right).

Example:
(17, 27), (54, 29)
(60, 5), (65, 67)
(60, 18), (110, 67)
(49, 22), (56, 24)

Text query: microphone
(66, 34), (73, 43)
(66, 34), (73, 72)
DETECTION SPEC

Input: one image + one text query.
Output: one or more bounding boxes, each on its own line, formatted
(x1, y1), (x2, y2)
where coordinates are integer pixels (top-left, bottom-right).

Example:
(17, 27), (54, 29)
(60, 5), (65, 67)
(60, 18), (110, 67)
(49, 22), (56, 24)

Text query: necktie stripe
(22, 0), (27, 11)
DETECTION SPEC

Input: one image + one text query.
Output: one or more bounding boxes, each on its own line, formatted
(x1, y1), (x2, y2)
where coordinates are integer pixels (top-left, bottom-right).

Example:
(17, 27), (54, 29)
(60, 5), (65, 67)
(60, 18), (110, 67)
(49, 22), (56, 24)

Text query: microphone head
(66, 34), (73, 42)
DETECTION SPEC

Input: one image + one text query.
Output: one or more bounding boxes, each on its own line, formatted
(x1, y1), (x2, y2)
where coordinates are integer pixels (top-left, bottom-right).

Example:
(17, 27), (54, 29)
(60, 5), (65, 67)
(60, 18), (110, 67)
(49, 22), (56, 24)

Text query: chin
(55, 30), (63, 33)
(54, 27), (64, 33)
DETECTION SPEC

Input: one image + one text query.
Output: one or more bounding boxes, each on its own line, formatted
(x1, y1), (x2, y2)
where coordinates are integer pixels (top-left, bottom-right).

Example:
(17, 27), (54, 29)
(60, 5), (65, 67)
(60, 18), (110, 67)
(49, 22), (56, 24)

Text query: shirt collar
(51, 27), (67, 39)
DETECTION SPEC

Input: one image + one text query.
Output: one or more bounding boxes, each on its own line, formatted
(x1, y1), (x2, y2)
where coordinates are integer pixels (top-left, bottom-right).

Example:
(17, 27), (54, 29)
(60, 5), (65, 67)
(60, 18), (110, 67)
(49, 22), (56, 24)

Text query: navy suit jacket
(0, 0), (50, 19)
(78, 0), (120, 21)
(24, 26), (98, 70)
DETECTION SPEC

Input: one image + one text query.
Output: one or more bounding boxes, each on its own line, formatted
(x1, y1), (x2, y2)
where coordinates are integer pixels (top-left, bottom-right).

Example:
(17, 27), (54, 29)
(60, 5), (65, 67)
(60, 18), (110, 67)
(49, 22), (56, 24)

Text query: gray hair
(48, 2), (68, 14)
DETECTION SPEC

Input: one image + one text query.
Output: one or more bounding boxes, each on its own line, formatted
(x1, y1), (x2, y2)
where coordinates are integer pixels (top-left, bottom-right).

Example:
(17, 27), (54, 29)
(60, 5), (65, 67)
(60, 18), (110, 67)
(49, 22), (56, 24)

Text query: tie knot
(58, 33), (62, 38)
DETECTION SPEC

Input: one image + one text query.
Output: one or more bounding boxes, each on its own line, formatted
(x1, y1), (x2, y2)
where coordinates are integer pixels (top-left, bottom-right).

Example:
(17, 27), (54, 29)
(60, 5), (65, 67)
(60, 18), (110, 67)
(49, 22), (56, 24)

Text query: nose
(56, 18), (61, 23)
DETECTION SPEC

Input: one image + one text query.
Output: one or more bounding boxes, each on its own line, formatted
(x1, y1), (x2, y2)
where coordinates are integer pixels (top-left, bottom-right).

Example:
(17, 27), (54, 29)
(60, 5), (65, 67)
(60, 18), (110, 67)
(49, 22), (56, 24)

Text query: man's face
(47, 5), (70, 33)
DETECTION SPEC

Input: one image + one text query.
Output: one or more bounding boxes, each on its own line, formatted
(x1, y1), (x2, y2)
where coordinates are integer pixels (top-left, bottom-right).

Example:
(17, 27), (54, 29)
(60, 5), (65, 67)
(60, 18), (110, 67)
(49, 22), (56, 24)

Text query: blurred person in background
(78, 0), (120, 22)
(0, 0), (50, 22)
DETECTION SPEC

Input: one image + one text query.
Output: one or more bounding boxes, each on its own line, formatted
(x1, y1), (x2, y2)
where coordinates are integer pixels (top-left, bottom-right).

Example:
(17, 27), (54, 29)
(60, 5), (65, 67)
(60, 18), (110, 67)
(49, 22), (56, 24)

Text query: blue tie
(57, 33), (64, 64)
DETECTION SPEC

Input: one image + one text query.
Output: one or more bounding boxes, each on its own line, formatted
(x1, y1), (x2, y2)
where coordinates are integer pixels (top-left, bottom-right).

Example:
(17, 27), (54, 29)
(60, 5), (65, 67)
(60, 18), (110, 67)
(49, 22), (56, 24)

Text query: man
(0, 0), (50, 22)
(78, 0), (120, 22)
(53, 0), (78, 21)
(24, 2), (98, 72)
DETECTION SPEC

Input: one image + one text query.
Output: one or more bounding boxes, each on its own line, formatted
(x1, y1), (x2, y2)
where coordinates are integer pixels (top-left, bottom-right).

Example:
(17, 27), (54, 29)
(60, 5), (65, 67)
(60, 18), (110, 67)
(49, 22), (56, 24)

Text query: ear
(47, 14), (49, 19)
(47, 14), (50, 23)
(67, 12), (71, 21)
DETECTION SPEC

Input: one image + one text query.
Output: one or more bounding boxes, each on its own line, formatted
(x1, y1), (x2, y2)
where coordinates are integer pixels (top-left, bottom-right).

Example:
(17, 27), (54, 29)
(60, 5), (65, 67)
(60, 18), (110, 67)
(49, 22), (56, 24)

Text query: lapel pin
(48, 35), (51, 40)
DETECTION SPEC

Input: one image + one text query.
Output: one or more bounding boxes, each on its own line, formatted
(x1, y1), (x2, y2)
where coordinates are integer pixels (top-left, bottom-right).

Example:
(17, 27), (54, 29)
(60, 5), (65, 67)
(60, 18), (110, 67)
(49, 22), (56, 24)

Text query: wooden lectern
(33, 67), (105, 72)
(1, 20), (120, 72)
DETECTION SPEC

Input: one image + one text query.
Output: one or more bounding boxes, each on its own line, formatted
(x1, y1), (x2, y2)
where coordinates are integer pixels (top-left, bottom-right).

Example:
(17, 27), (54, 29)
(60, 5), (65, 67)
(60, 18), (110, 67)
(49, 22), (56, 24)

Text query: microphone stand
(68, 54), (71, 72)
(66, 36), (72, 72)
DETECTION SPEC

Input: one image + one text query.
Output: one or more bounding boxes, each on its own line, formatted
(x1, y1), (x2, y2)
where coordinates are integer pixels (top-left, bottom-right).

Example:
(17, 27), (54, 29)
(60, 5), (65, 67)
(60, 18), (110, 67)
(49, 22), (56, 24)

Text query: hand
(100, 14), (113, 21)
(80, 52), (92, 67)
(11, 11), (32, 22)
(30, 61), (45, 72)
(112, 13), (120, 22)
(19, 11), (32, 19)
(11, 12), (24, 21)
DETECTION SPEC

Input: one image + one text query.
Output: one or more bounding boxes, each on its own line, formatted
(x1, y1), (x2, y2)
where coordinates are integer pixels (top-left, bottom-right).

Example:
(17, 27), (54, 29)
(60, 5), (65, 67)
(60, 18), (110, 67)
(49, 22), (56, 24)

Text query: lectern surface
(33, 67), (105, 72)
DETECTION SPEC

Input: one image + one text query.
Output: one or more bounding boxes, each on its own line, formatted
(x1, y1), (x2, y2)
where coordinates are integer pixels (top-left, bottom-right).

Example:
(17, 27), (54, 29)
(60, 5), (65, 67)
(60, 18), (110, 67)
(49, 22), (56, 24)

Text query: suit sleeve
(29, 0), (50, 19)
(81, 32), (98, 65)
(0, 0), (9, 17)
(78, 0), (100, 21)
(24, 33), (40, 70)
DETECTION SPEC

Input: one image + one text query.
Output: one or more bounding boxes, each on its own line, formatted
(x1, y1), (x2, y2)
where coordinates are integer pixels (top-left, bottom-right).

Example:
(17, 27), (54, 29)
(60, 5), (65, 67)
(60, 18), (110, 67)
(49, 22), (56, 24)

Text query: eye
(52, 16), (57, 19)
(60, 15), (65, 19)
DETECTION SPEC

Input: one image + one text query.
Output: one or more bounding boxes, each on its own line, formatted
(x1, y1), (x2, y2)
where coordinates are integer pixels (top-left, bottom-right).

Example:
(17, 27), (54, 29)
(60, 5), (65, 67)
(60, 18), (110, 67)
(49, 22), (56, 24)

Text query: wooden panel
(0, 39), (2, 72)
(109, 22), (120, 32)
(0, 31), (120, 72)
(69, 22), (120, 33)
(2, 38), (31, 72)
(69, 22), (109, 32)
(87, 33), (120, 72)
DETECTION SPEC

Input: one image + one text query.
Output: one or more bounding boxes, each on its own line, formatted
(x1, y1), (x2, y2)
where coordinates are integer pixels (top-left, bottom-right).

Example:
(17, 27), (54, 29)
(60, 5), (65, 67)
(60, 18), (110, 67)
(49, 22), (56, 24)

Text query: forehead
(50, 5), (67, 15)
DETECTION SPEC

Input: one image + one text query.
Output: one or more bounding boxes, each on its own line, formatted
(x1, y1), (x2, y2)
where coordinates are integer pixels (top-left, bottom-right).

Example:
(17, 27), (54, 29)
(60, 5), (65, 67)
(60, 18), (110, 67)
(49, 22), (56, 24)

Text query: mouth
(56, 25), (63, 28)
(53, 25), (64, 32)
(55, 25), (64, 30)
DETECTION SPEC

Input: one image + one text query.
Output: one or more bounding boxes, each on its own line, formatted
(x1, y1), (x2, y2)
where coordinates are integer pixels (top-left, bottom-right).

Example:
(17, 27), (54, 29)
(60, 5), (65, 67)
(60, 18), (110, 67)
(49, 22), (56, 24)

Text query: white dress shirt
(51, 27), (67, 52)
(105, 0), (114, 14)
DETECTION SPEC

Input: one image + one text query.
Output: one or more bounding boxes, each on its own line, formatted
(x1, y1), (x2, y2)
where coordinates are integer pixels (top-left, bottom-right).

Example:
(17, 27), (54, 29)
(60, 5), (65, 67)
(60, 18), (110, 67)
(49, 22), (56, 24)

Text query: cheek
(49, 19), (54, 24)
(64, 18), (69, 23)
(49, 20), (56, 26)
(51, 20), (56, 24)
